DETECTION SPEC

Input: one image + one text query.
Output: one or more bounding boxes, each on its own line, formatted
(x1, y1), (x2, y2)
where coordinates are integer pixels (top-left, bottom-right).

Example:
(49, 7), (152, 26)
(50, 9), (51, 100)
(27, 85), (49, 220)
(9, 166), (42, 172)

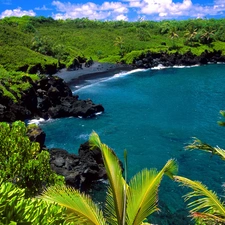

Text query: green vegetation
(1, 16), (225, 102)
(2, 16), (225, 224)
(174, 110), (225, 224)
(0, 66), (39, 102)
(0, 121), (64, 196)
(1, 16), (225, 73)
(40, 131), (178, 225)
(0, 179), (72, 225)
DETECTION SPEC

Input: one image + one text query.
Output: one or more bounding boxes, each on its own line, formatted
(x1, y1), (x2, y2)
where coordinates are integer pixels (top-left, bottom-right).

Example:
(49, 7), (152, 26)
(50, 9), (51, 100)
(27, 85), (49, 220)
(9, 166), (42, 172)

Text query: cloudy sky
(0, 0), (225, 21)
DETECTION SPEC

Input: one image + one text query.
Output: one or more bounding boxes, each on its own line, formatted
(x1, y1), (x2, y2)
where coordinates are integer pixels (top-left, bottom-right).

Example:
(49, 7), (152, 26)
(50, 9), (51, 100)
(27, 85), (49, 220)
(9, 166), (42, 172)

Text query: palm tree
(169, 27), (179, 49)
(174, 110), (225, 224)
(174, 175), (225, 224)
(40, 131), (178, 225)
(184, 27), (198, 46)
(200, 27), (215, 45)
(114, 36), (125, 57)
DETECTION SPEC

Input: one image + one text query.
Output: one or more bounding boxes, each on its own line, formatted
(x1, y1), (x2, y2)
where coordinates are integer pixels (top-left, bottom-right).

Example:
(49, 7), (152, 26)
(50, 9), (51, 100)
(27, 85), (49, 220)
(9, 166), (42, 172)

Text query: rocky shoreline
(0, 75), (104, 122)
(133, 49), (225, 68)
(27, 125), (117, 192)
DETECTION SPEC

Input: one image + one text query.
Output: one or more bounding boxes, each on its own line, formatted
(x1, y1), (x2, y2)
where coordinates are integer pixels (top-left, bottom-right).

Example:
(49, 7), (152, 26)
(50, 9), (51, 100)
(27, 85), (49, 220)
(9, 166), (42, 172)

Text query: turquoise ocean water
(40, 64), (225, 224)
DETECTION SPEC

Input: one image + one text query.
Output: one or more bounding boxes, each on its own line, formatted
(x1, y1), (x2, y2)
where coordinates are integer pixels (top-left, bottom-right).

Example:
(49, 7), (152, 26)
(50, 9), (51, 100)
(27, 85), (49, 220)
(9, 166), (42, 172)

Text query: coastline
(54, 61), (133, 86)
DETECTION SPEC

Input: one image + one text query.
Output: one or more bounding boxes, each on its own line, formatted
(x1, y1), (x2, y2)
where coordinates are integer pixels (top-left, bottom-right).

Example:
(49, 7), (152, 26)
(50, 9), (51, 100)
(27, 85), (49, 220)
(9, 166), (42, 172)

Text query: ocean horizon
(39, 64), (225, 224)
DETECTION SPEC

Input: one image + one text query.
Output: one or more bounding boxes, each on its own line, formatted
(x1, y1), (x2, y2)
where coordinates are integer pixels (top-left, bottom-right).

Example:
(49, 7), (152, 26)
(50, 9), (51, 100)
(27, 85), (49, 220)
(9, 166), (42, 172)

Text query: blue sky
(0, 0), (225, 21)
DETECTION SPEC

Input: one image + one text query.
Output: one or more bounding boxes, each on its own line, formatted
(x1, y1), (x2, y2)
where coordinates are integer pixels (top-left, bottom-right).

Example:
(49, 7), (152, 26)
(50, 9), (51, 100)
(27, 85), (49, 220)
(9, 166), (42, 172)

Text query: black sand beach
(54, 61), (133, 86)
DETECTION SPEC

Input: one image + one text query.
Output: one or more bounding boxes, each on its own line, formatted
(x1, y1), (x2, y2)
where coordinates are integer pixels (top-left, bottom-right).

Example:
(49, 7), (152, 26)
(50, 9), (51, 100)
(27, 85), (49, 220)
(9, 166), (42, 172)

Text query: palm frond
(175, 175), (225, 222)
(186, 137), (225, 160)
(191, 212), (225, 223)
(214, 146), (225, 160)
(89, 131), (126, 225)
(185, 137), (215, 153)
(126, 159), (178, 225)
(40, 185), (106, 225)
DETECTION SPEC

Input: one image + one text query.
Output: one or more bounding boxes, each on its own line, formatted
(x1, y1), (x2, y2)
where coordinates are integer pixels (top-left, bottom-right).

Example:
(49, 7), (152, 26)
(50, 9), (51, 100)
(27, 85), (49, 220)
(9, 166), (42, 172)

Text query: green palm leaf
(175, 175), (225, 223)
(186, 137), (225, 160)
(213, 146), (225, 160)
(89, 131), (126, 225)
(126, 159), (178, 225)
(40, 185), (106, 225)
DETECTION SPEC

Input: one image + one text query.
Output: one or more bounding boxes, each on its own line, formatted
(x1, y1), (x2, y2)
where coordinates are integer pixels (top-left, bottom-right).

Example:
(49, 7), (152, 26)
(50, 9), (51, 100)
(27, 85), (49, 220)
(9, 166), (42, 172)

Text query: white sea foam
(78, 133), (89, 140)
(27, 118), (55, 125)
(152, 64), (200, 70)
(95, 111), (103, 115)
(151, 64), (168, 70)
(113, 68), (149, 78)
(173, 64), (200, 68)
(27, 118), (45, 125)
(73, 69), (147, 93)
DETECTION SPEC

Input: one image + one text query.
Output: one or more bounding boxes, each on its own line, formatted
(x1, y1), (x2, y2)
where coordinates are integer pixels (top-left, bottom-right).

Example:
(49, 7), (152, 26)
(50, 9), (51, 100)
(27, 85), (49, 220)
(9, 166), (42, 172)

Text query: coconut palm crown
(40, 131), (178, 225)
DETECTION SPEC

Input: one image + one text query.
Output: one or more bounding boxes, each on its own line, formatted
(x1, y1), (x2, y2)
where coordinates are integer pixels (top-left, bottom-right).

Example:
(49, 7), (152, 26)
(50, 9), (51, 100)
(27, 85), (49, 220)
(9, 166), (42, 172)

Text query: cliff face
(0, 75), (104, 122)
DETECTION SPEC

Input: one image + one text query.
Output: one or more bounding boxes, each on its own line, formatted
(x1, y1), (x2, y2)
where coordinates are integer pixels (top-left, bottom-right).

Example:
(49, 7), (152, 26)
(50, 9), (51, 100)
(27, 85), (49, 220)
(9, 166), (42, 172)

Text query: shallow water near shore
(40, 64), (225, 224)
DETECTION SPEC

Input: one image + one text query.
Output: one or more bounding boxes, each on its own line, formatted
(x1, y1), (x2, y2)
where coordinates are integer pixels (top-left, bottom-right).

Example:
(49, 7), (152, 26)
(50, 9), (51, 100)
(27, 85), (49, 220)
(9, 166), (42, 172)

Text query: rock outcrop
(0, 75), (104, 122)
(49, 142), (108, 191)
(133, 50), (225, 69)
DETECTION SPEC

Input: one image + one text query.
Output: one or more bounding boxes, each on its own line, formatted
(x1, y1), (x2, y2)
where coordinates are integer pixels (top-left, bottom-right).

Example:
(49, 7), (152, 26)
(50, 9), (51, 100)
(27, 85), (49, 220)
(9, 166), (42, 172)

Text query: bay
(40, 64), (225, 224)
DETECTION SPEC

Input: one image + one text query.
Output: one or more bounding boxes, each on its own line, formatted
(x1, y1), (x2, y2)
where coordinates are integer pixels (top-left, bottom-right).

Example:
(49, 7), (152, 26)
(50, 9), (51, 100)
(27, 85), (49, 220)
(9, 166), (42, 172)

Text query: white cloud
(138, 0), (193, 17)
(116, 14), (128, 20)
(0, 0), (225, 22)
(0, 7), (36, 18)
(51, 0), (128, 20)
(35, 5), (52, 11)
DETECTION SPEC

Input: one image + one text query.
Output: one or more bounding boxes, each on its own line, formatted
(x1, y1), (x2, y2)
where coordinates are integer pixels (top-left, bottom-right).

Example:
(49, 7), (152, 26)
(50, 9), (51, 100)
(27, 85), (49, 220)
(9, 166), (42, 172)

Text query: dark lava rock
(133, 49), (225, 69)
(27, 125), (46, 150)
(0, 75), (104, 122)
(49, 141), (122, 192)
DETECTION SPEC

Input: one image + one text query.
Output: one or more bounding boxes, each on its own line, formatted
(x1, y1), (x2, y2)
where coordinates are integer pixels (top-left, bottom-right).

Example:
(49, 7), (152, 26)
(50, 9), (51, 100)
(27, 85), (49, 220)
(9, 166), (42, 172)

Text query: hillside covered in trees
(1, 16), (225, 74)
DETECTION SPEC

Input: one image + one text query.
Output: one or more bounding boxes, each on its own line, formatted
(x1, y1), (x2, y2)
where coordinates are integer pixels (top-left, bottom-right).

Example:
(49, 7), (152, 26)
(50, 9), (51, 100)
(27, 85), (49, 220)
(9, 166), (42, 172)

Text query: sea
(38, 64), (225, 224)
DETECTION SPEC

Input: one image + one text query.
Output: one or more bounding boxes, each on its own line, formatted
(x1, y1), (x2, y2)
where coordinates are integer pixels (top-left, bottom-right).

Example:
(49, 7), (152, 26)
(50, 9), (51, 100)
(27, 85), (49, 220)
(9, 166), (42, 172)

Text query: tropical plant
(174, 110), (225, 224)
(0, 179), (72, 225)
(136, 27), (151, 41)
(174, 175), (225, 224)
(159, 22), (170, 34)
(114, 36), (125, 57)
(184, 27), (198, 46)
(200, 27), (215, 45)
(0, 121), (64, 196)
(169, 27), (179, 49)
(40, 131), (178, 225)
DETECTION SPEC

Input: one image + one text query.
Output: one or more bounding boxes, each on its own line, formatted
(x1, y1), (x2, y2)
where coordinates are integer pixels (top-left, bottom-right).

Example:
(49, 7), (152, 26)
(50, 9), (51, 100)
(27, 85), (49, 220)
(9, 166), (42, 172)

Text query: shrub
(0, 121), (64, 196)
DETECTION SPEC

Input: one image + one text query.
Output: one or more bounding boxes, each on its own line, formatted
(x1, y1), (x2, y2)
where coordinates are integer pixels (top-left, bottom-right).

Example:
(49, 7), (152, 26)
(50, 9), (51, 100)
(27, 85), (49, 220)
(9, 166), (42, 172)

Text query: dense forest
(1, 16), (225, 73)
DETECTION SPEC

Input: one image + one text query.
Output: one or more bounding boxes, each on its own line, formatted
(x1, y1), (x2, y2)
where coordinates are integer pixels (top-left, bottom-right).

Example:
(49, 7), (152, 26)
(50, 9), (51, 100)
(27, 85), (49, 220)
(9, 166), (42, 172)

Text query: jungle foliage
(0, 66), (39, 102)
(1, 16), (225, 102)
(0, 121), (64, 196)
(1, 16), (225, 72)
(0, 179), (72, 225)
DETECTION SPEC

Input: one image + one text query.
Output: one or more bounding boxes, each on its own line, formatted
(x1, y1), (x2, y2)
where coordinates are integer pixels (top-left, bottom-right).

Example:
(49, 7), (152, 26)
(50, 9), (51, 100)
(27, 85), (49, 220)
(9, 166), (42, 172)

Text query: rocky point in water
(26, 125), (111, 191)
(0, 75), (104, 122)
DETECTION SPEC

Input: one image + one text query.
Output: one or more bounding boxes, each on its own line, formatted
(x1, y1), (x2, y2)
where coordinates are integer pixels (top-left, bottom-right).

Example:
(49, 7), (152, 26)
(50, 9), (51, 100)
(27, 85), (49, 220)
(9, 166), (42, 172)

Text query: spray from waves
(78, 133), (90, 140)
(27, 118), (55, 126)
(151, 64), (200, 70)
(73, 68), (149, 94)
(113, 68), (149, 77)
